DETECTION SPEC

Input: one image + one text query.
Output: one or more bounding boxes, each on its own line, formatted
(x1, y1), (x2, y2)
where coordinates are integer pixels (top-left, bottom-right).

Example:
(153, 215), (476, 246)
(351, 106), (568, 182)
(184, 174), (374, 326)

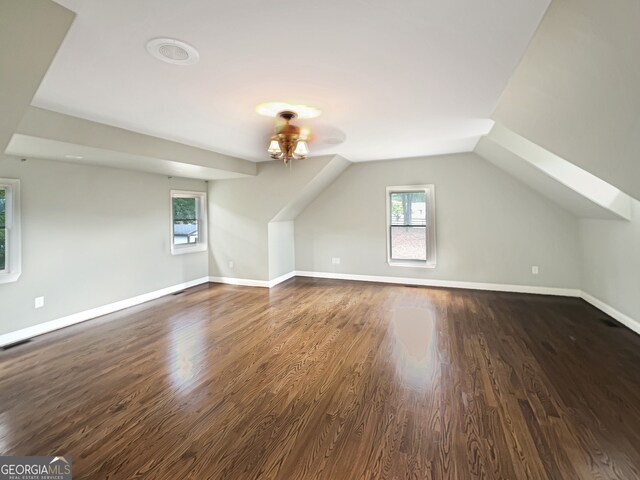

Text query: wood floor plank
(1, 278), (639, 479)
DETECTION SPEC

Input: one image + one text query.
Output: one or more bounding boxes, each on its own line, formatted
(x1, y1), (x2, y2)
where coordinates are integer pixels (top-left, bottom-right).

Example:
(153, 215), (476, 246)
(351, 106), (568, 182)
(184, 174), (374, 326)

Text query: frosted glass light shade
(294, 141), (309, 156)
(268, 140), (281, 154)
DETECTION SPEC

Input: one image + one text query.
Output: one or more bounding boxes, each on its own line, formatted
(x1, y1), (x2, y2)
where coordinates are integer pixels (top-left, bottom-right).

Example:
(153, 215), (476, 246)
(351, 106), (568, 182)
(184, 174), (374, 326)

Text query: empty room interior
(1, 0), (640, 478)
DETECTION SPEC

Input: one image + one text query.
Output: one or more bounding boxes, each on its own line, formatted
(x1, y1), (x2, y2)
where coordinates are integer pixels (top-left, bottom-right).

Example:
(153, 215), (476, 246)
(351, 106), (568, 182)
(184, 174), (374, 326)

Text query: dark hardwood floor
(1, 278), (639, 479)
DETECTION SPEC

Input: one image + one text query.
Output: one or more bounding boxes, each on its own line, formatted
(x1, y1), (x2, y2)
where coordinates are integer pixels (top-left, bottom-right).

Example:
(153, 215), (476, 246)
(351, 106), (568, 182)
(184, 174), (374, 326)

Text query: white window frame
(170, 190), (208, 255)
(386, 184), (436, 268)
(0, 179), (22, 284)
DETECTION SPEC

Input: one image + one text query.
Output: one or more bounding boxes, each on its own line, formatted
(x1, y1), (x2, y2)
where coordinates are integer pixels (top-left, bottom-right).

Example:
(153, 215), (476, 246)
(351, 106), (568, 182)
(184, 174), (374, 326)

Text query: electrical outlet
(228, 261), (234, 269)
(35, 296), (45, 309)
(531, 266), (539, 275)
(332, 257), (341, 265)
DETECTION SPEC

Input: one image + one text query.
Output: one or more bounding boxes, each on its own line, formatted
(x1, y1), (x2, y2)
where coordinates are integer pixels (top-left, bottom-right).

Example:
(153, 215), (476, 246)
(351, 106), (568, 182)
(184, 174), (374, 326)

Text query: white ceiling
(39, 0), (550, 162)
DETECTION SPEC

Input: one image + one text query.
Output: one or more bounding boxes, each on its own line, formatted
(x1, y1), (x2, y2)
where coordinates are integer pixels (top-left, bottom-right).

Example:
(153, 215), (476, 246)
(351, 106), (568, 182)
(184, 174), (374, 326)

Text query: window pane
(390, 226), (426, 261)
(390, 191), (427, 226)
(0, 188), (5, 271)
(173, 197), (199, 245)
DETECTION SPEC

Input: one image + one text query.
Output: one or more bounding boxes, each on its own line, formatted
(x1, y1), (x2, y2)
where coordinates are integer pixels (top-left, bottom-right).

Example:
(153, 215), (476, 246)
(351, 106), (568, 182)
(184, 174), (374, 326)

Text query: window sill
(171, 244), (208, 256)
(0, 271), (22, 284)
(388, 261), (436, 269)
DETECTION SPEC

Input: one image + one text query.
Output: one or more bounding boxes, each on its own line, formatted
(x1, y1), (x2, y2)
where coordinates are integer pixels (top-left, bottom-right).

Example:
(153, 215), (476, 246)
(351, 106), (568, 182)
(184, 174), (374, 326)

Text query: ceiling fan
(267, 111), (310, 165)
(258, 102), (346, 164)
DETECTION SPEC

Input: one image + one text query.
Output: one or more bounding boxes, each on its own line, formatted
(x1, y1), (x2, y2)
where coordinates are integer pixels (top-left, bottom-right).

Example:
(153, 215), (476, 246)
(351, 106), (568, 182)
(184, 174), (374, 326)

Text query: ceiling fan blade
(304, 123), (347, 149)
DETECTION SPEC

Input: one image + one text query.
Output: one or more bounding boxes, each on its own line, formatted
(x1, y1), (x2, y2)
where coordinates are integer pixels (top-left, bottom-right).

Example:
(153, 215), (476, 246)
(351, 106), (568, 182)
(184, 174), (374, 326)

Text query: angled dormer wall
(493, 0), (640, 202)
(208, 155), (350, 282)
(0, 0), (74, 153)
(477, 124), (632, 221)
(490, 0), (640, 328)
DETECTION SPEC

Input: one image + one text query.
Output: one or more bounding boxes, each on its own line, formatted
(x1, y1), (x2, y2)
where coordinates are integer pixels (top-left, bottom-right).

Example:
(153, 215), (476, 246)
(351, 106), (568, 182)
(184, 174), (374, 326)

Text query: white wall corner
(268, 271), (296, 287)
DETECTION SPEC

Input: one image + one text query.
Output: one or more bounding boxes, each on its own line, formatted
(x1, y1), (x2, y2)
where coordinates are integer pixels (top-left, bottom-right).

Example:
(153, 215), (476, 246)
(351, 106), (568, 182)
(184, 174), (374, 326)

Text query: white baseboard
(3, 274), (635, 348)
(208, 276), (270, 288)
(294, 271), (581, 297)
(0, 276), (210, 348)
(580, 291), (640, 335)
(206, 270), (580, 297)
(208, 271), (296, 288)
(268, 271), (296, 287)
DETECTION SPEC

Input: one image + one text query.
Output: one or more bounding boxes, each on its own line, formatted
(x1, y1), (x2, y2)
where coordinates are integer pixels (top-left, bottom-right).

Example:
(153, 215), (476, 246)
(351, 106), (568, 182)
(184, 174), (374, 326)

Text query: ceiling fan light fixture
(267, 111), (310, 164)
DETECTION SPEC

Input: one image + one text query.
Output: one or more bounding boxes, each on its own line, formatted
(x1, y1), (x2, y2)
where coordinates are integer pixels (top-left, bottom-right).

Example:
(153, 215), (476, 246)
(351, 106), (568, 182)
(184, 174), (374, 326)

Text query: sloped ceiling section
(0, 0), (74, 152)
(271, 155), (351, 222)
(476, 124), (632, 220)
(8, 107), (256, 179)
(493, 0), (640, 201)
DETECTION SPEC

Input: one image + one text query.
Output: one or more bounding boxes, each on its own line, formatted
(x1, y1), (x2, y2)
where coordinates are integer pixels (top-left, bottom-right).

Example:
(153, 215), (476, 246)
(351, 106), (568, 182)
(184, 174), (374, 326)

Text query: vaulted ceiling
(38, 0), (550, 162)
(5, 0), (637, 221)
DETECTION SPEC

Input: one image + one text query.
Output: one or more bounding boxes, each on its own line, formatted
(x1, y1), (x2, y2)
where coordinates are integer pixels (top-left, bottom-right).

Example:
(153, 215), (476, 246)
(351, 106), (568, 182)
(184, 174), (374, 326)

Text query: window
(0, 179), (21, 283)
(386, 185), (436, 267)
(170, 190), (207, 255)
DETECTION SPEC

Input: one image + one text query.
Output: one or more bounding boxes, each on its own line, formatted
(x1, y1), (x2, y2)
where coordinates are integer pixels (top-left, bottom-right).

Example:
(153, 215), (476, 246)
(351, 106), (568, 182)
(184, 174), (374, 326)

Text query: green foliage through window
(173, 197), (197, 221)
(172, 196), (199, 245)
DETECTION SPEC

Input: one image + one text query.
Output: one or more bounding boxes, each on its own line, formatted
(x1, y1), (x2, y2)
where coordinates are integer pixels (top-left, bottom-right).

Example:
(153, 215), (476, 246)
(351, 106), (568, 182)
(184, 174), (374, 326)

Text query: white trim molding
(386, 184), (437, 268)
(170, 190), (208, 256)
(208, 271), (296, 289)
(208, 276), (270, 288)
(580, 291), (640, 335)
(268, 271), (296, 287)
(294, 271), (581, 297)
(0, 178), (22, 284)
(3, 273), (636, 348)
(208, 270), (581, 297)
(0, 276), (210, 347)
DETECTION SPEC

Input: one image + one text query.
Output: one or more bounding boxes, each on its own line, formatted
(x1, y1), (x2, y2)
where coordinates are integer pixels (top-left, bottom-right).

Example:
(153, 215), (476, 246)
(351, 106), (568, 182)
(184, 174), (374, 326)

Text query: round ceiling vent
(146, 38), (199, 66)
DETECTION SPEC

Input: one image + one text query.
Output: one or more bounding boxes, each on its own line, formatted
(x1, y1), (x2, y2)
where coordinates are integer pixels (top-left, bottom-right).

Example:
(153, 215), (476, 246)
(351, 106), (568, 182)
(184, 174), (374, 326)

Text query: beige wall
(295, 153), (581, 288)
(268, 221), (295, 279)
(580, 200), (640, 326)
(493, 0), (640, 323)
(0, 156), (208, 335)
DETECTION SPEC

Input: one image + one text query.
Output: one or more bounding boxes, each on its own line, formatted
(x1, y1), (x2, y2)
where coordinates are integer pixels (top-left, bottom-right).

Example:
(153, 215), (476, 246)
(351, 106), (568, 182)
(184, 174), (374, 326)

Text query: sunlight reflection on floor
(390, 306), (436, 390)
(168, 322), (204, 391)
